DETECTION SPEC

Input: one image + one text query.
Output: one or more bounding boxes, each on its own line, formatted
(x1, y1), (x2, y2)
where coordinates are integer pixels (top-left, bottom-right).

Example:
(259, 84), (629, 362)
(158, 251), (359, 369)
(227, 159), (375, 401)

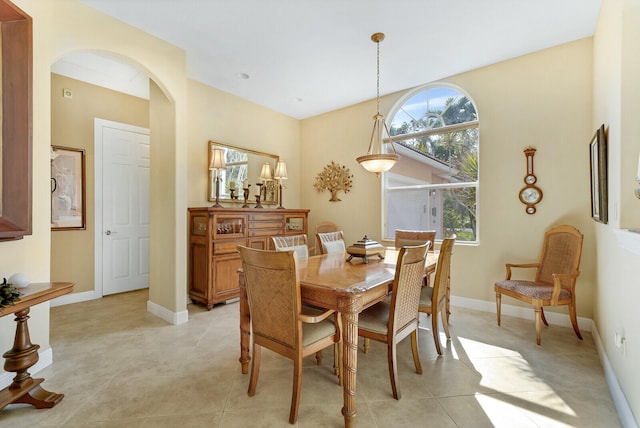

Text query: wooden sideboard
(188, 207), (309, 309)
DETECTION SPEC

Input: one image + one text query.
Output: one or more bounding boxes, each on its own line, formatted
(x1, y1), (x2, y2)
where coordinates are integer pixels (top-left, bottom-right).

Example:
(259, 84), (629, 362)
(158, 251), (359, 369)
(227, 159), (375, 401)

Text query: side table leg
(0, 308), (64, 410)
(238, 271), (251, 374)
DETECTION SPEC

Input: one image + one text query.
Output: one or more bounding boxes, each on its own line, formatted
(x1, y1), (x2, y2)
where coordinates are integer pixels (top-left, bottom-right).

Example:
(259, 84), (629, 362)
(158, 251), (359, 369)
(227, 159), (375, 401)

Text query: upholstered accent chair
(494, 224), (584, 345)
(358, 243), (429, 399)
(237, 246), (342, 424)
(316, 231), (346, 255)
(418, 236), (455, 355)
(271, 234), (309, 259)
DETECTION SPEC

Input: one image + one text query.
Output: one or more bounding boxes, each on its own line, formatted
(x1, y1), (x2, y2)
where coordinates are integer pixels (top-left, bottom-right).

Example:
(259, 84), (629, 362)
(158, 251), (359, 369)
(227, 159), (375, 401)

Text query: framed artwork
(589, 124), (608, 224)
(51, 146), (86, 230)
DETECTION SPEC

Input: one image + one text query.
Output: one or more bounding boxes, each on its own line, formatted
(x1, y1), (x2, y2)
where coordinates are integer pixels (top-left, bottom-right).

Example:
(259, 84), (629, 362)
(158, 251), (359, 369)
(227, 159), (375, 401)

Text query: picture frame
(51, 146), (86, 230)
(589, 124), (608, 224)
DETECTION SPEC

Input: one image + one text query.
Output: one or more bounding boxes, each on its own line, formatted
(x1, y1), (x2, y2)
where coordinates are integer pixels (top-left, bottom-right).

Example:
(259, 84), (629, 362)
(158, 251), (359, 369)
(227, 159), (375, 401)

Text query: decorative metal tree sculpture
(313, 161), (353, 202)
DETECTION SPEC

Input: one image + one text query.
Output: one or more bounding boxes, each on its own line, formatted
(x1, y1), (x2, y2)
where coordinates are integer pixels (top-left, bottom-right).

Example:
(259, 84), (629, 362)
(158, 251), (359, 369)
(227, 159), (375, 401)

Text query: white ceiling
(70, 0), (602, 119)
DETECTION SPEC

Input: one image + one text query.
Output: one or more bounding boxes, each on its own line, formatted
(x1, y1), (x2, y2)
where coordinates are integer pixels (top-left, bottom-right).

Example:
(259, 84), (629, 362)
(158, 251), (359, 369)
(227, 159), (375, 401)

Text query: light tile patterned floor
(0, 289), (621, 427)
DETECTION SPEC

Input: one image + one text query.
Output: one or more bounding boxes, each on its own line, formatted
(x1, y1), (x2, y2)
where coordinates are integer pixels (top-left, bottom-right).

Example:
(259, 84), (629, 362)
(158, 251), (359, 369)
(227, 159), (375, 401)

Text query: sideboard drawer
(248, 228), (281, 238)
(213, 240), (245, 254)
(248, 221), (283, 230)
(248, 213), (283, 222)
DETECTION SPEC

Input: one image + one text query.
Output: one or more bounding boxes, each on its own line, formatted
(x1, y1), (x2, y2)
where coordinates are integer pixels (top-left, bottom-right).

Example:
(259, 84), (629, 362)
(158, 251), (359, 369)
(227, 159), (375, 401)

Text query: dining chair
(316, 231), (346, 255)
(418, 236), (455, 355)
(394, 229), (436, 250)
(237, 246), (342, 424)
(394, 229), (436, 288)
(314, 221), (340, 254)
(358, 242), (429, 400)
(494, 224), (584, 345)
(271, 234), (309, 259)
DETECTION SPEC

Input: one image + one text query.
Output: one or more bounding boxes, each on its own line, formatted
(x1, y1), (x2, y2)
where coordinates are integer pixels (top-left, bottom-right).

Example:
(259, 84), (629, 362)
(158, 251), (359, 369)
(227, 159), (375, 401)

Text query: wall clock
(519, 147), (543, 214)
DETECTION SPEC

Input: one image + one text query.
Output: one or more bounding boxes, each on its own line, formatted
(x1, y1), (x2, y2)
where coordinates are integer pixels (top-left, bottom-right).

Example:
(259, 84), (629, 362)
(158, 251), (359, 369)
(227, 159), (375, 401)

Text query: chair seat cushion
(495, 280), (572, 300)
(419, 286), (433, 307)
(358, 302), (390, 335)
(302, 318), (337, 347)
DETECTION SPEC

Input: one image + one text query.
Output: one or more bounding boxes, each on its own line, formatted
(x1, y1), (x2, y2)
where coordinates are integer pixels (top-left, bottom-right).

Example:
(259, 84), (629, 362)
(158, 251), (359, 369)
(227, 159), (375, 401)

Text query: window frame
(382, 83), (479, 244)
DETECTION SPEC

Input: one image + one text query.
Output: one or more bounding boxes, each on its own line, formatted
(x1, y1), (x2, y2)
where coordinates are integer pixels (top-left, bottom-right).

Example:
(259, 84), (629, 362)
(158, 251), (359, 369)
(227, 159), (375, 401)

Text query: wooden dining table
(238, 249), (438, 427)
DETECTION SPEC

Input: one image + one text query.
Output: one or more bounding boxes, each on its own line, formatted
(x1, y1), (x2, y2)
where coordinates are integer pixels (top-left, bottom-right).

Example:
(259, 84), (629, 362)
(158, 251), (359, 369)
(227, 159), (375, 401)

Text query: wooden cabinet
(188, 207), (309, 309)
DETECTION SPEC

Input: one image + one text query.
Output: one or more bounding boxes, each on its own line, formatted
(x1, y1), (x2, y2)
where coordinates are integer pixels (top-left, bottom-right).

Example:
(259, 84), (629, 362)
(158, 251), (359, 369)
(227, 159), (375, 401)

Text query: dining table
(238, 248), (438, 427)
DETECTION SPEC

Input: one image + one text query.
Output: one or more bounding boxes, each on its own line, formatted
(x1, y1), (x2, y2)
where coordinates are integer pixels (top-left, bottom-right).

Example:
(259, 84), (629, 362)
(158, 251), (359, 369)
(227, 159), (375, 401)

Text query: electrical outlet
(63, 88), (73, 99)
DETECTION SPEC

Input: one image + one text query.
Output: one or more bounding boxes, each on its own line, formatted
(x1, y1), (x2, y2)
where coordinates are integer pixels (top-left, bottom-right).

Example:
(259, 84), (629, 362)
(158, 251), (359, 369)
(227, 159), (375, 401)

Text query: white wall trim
(50, 290), (100, 307)
(592, 321), (639, 428)
(146, 299), (188, 325)
(451, 295), (592, 332)
(614, 229), (640, 256)
(0, 347), (52, 390)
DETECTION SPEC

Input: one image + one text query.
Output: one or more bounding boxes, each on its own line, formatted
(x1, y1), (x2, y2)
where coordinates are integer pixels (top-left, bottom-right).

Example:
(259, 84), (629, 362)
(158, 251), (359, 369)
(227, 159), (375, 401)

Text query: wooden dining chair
(314, 221), (340, 254)
(394, 229), (436, 287)
(316, 231), (346, 255)
(418, 236), (455, 355)
(394, 229), (436, 250)
(271, 234), (309, 259)
(358, 242), (429, 400)
(237, 246), (342, 424)
(494, 224), (584, 345)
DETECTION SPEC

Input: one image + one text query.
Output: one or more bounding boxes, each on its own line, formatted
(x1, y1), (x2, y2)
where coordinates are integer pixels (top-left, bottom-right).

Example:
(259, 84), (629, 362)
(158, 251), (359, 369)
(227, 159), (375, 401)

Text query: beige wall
(1, 0), (188, 371)
(187, 79), (301, 209)
(593, 0), (640, 421)
(50, 73), (149, 294)
(302, 38), (595, 316)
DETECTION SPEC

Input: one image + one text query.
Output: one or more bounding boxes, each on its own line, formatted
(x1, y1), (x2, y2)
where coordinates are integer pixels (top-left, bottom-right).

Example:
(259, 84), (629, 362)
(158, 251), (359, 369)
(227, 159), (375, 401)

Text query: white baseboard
(592, 322), (639, 428)
(451, 295), (592, 331)
(0, 347), (52, 390)
(50, 290), (101, 307)
(146, 299), (188, 325)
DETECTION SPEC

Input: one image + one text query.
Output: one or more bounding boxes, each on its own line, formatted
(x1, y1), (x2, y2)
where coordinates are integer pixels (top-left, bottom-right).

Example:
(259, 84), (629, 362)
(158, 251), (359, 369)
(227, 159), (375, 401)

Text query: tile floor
(0, 289), (622, 427)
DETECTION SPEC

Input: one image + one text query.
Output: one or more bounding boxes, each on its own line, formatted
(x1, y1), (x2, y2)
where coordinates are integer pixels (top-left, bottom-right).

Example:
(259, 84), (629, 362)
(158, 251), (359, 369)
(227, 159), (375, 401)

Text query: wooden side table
(0, 282), (73, 410)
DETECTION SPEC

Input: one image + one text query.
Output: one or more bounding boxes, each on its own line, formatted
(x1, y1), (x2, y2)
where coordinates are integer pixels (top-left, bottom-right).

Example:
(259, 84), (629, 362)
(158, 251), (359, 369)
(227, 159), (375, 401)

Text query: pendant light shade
(356, 32), (397, 177)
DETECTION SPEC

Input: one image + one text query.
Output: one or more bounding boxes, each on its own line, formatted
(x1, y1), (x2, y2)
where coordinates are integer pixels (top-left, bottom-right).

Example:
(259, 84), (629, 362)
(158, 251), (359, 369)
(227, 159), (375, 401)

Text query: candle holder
(255, 183), (264, 208)
(242, 186), (251, 208)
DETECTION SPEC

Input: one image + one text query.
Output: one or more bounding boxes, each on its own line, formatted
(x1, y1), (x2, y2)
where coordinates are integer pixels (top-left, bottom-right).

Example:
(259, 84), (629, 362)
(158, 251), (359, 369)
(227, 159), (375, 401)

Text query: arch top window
(383, 84), (479, 243)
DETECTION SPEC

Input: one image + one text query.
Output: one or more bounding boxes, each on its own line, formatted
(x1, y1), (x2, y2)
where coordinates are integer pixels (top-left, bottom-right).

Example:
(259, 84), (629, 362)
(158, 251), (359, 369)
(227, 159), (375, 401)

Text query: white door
(95, 119), (150, 296)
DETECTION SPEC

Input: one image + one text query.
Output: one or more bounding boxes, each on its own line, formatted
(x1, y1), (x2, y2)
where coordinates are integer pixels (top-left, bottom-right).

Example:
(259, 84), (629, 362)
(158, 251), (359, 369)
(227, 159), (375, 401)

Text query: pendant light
(356, 32), (397, 177)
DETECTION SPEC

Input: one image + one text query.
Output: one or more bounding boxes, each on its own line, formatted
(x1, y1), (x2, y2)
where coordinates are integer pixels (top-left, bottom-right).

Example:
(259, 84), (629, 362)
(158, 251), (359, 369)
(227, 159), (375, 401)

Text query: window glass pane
(384, 84), (479, 243)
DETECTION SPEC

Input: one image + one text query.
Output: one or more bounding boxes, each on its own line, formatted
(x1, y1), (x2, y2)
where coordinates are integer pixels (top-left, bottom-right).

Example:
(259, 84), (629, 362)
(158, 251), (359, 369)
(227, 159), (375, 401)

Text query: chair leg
(432, 308), (442, 355)
(388, 341), (400, 400)
(410, 330), (422, 374)
(534, 306), (543, 345)
(248, 344), (262, 396)
(441, 305), (450, 340)
(315, 350), (323, 366)
(363, 337), (370, 353)
(569, 303), (583, 340)
(446, 274), (451, 323)
(540, 307), (549, 326)
(289, 357), (303, 424)
(495, 292), (502, 326)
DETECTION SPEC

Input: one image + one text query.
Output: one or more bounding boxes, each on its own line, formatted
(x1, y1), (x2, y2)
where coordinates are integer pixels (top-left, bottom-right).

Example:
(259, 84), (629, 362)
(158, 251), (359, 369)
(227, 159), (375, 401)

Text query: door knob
(105, 230), (113, 235)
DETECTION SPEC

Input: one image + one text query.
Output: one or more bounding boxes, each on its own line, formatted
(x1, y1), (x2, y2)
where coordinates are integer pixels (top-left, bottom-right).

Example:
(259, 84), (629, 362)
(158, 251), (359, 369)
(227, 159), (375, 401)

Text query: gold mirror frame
(207, 141), (280, 205)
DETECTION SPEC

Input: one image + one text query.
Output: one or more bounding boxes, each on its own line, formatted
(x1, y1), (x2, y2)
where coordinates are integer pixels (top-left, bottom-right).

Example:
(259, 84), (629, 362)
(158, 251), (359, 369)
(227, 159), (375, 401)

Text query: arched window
(384, 84), (479, 243)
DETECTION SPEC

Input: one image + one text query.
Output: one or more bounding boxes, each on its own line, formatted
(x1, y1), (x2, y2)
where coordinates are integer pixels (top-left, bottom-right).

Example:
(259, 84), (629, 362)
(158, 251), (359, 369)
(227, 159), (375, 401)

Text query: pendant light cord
(376, 38), (380, 115)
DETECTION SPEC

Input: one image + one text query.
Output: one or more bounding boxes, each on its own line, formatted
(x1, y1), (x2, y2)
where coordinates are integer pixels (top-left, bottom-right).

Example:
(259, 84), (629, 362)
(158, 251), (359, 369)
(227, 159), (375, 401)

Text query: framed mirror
(207, 141), (280, 205)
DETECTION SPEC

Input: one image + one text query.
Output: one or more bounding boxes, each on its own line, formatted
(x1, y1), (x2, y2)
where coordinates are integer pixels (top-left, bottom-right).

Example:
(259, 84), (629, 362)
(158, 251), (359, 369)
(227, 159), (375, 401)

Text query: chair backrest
(238, 246), (301, 350)
(272, 234), (309, 259)
(432, 236), (455, 306)
(394, 230), (436, 251)
(389, 243), (430, 335)
(314, 221), (340, 254)
(535, 225), (584, 286)
(316, 231), (346, 255)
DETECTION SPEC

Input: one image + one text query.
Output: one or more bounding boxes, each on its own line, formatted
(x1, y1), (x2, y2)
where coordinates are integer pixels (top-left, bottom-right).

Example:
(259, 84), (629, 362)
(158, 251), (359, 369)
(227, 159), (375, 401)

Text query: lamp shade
(209, 148), (226, 171)
(260, 162), (273, 180)
(356, 153), (398, 174)
(274, 161), (288, 180)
